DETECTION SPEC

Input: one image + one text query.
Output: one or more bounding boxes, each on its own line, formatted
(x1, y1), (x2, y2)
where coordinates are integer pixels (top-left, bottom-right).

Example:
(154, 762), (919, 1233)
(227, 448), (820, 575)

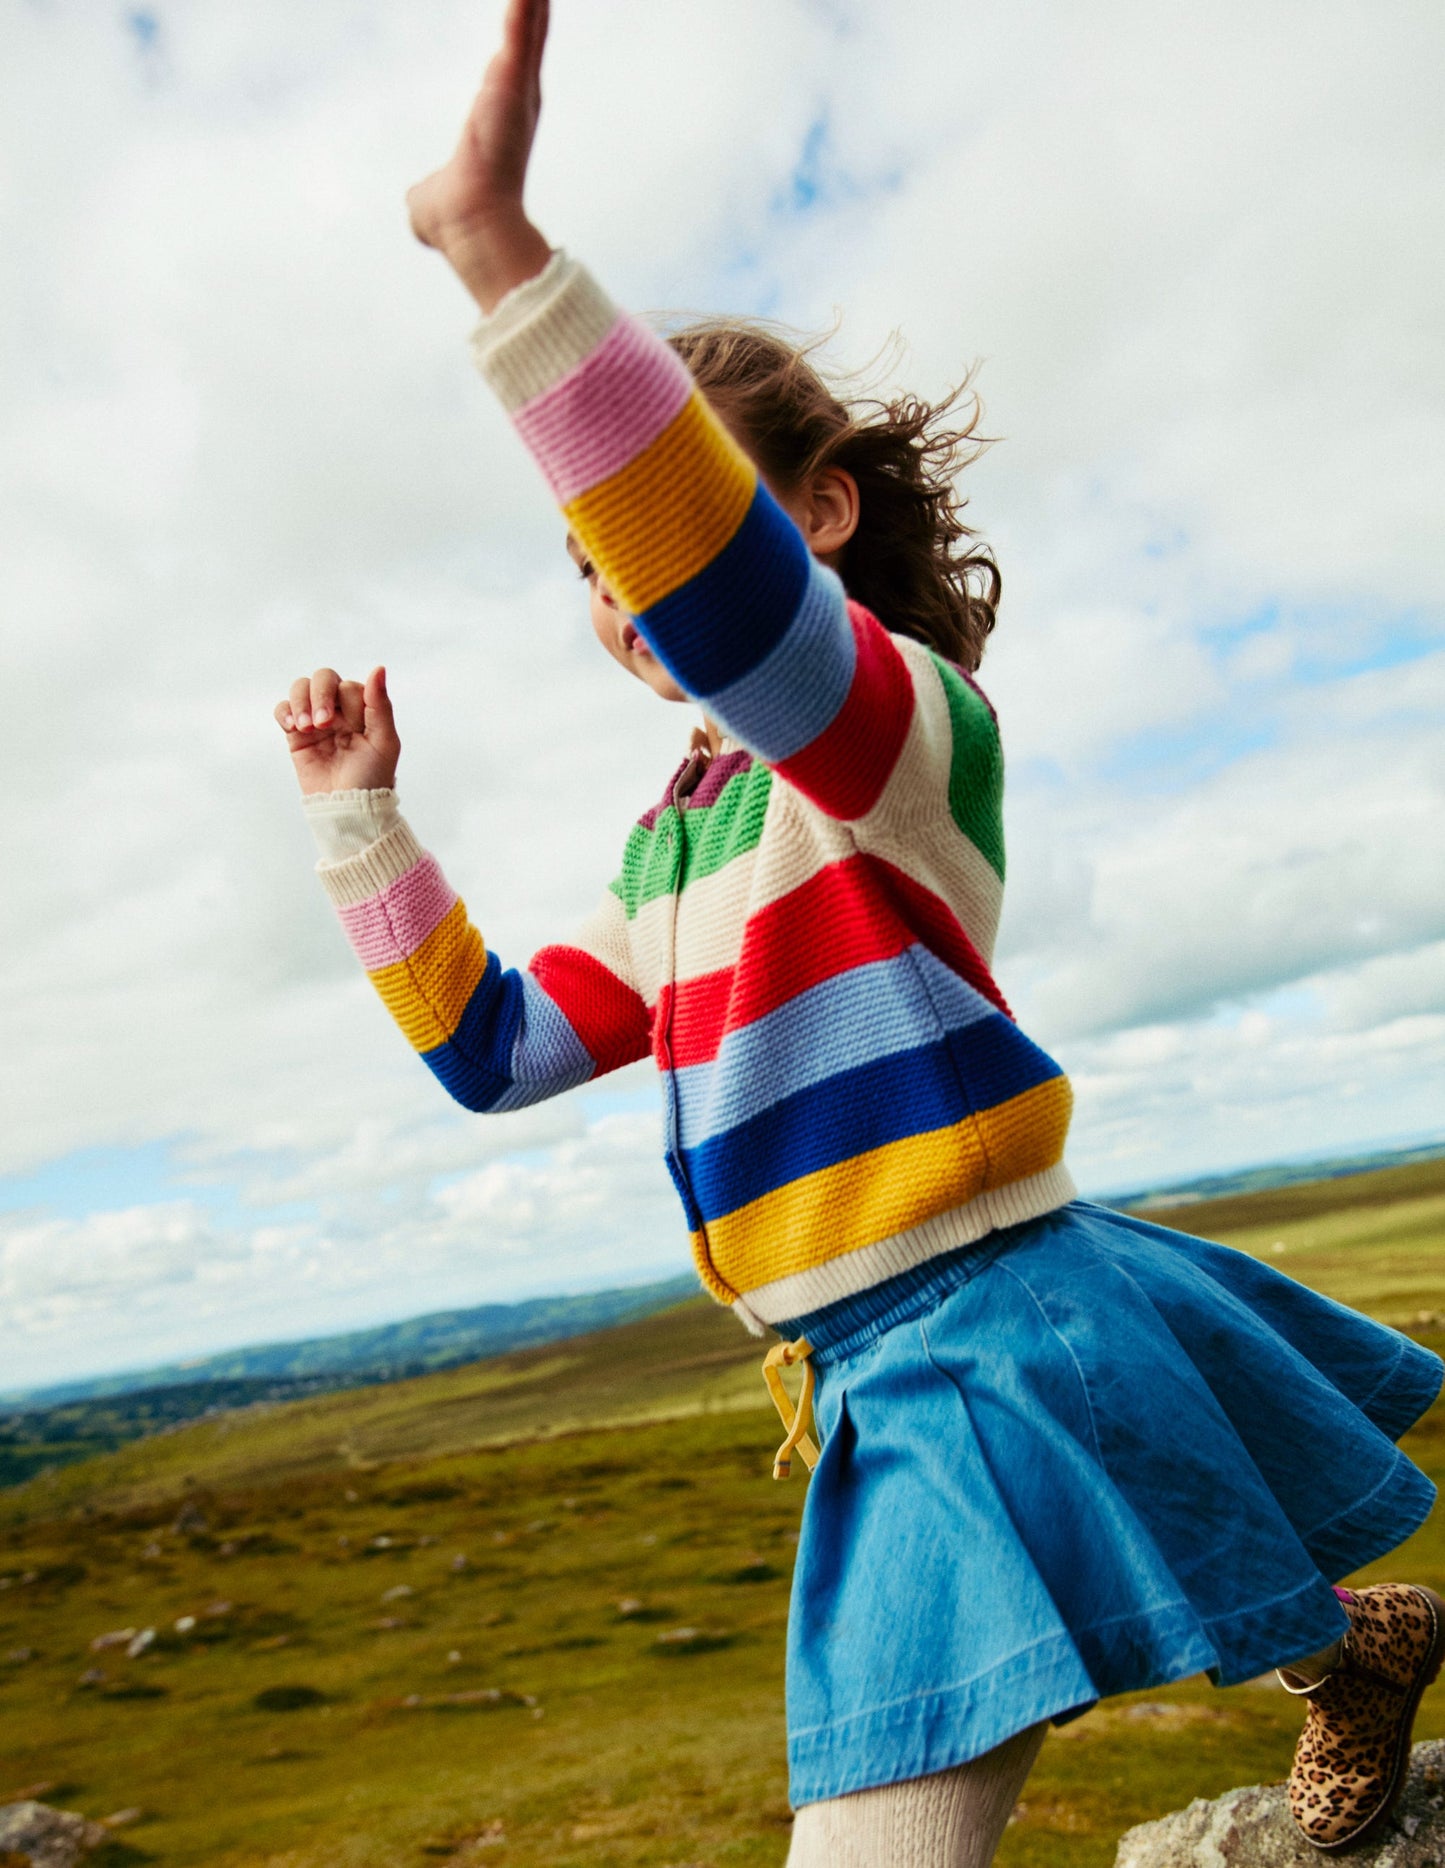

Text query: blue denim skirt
(780, 1201), (1442, 1806)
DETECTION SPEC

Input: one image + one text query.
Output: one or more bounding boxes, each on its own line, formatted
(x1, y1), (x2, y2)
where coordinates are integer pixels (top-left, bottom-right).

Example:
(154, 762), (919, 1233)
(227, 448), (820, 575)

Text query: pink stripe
(337, 855), (458, 972)
(513, 314), (695, 505)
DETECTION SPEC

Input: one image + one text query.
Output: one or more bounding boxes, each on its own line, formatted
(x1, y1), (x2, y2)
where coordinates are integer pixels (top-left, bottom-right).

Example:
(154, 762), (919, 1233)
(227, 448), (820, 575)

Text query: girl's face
(566, 463), (858, 705)
(567, 532), (689, 702)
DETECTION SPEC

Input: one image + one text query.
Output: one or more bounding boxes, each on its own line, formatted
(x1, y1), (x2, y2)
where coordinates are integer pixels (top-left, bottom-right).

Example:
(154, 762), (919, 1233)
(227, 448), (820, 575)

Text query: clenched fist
(274, 665), (400, 795)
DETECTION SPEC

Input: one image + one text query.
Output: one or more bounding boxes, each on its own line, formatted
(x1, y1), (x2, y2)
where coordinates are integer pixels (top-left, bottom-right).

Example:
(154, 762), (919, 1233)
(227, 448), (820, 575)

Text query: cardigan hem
(730, 1160), (1077, 1331)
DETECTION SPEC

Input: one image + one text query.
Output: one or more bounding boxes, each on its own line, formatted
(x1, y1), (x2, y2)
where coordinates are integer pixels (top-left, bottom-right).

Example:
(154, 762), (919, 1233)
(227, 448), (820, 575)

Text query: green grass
(1, 1157), (1442, 1866)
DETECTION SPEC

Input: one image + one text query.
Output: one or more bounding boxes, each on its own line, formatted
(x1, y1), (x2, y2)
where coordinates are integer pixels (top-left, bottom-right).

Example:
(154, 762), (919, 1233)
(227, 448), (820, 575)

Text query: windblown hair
(667, 319), (999, 671)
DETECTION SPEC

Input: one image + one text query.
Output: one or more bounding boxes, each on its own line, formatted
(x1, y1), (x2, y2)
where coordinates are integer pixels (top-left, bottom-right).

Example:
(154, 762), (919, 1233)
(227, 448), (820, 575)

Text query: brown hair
(666, 319), (999, 670)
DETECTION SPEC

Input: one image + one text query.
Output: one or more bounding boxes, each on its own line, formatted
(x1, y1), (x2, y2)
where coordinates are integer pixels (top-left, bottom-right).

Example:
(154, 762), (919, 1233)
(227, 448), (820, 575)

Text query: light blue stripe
(703, 559), (854, 762)
(671, 947), (996, 1147)
(494, 972), (595, 1110)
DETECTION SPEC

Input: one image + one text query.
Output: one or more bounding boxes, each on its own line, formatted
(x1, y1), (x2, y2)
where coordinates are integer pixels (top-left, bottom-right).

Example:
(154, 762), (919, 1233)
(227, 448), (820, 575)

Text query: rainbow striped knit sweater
(314, 252), (1075, 1333)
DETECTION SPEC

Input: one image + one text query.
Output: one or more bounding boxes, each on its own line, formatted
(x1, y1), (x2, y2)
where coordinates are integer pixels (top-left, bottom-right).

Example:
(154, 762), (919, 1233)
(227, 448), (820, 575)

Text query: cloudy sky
(3, 0), (1442, 1392)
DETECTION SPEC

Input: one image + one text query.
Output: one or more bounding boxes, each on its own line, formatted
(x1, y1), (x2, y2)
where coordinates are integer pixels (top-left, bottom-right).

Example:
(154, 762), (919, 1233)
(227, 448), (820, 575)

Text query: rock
(88, 1628), (135, 1652)
(1114, 1738), (1445, 1866)
(0, 1800), (109, 1867)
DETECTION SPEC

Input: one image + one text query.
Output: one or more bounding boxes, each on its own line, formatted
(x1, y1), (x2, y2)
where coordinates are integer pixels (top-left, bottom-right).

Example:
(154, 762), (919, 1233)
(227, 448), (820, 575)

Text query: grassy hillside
(1, 1156), (1442, 1867)
(0, 1275), (700, 1488)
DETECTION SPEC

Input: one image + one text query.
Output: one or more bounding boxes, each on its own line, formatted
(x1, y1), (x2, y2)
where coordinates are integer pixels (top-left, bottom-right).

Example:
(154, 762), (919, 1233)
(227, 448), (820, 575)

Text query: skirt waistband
(772, 1213), (1057, 1364)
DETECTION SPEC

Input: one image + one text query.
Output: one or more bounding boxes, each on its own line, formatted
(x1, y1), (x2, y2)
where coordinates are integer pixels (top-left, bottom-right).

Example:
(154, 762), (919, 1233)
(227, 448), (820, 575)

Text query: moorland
(1, 1154), (1443, 1866)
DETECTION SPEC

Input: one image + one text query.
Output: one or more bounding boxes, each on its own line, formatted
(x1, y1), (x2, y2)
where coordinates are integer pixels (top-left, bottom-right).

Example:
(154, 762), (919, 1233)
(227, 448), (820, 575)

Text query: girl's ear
(796, 465), (860, 562)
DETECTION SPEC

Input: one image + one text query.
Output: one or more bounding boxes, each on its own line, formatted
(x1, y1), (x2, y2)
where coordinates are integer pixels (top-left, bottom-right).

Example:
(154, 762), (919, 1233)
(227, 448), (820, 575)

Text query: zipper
(656, 747), (725, 1295)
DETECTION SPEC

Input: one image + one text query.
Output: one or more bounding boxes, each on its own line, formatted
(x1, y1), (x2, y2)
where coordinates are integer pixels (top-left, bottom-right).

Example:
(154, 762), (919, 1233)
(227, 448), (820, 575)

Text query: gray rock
(0, 1800), (109, 1867)
(1115, 1739), (1445, 1866)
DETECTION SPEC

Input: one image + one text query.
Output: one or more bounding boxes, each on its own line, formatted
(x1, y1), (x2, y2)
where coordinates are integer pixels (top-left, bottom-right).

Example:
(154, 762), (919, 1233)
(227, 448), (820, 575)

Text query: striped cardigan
(315, 253), (1075, 1332)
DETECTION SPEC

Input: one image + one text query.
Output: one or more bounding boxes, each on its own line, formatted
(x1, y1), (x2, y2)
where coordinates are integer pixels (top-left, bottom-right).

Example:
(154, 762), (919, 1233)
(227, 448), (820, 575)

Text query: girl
(276, 3), (1443, 1860)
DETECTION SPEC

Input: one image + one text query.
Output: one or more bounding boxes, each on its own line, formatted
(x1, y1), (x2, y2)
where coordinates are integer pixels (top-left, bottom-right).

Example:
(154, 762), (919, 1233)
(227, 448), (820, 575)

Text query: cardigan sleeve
(470, 253), (922, 826)
(312, 810), (650, 1111)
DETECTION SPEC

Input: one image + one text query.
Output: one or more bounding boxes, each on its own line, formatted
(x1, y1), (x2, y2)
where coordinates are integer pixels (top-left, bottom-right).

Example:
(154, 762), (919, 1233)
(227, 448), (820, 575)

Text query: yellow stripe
(368, 898), (488, 1052)
(564, 392), (756, 618)
(704, 1077), (1073, 1295)
(976, 1074), (1074, 1187)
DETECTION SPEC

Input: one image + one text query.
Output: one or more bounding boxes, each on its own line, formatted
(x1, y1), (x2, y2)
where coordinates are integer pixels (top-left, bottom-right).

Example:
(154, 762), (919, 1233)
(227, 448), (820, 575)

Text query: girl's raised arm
(414, 0), (932, 829)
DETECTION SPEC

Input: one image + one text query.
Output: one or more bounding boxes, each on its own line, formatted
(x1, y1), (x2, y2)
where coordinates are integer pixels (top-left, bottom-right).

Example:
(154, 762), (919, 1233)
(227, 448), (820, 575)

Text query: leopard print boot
(1283, 1583), (1445, 1852)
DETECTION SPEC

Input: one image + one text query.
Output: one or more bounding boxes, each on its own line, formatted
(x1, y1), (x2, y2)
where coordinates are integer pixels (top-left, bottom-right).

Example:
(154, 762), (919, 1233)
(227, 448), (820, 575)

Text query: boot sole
(1308, 1583), (1445, 1854)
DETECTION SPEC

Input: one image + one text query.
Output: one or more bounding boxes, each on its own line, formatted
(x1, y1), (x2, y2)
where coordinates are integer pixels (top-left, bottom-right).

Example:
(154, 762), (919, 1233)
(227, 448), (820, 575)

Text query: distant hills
(4, 1134), (1442, 1490)
(1101, 1137), (1445, 1212)
(1, 1273), (697, 1414)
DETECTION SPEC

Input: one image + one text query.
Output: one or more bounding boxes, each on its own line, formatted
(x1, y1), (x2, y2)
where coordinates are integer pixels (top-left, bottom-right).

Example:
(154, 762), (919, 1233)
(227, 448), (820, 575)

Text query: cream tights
(786, 1722), (1047, 1868)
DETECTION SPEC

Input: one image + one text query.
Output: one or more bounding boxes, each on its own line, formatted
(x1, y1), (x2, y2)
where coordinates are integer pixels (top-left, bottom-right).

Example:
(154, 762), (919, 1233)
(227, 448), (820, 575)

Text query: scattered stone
(394, 1688), (534, 1715)
(125, 1629), (155, 1660)
(0, 1799), (109, 1866)
(171, 1502), (209, 1535)
(1114, 1737), (1445, 1866)
(372, 1617), (409, 1631)
(380, 1584), (415, 1602)
(217, 1540), (237, 1557)
(616, 1597), (645, 1619)
(173, 1615), (196, 1635)
(5, 1648), (38, 1664)
(251, 1634), (291, 1651)
(447, 1650), (463, 1665)
(76, 1670), (106, 1688)
(101, 1809), (143, 1829)
(202, 1600), (233, 1619)
(139, 1541), (163, 1560)
(450, 1554), (469, 1573)
(89, 1628), (135, 1653)
(2, 1786), (57, 1807)
(652, 1626), (733, 1656)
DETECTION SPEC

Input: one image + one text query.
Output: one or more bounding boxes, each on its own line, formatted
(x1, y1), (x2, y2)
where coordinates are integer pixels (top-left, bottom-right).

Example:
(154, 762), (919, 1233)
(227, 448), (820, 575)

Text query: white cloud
(2, 0), (1442, 1379)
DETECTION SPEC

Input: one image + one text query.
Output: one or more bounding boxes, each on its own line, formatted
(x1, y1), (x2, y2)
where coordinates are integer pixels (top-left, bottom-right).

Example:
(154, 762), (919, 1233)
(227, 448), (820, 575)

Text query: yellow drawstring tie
(762, 1336), (819, 1480)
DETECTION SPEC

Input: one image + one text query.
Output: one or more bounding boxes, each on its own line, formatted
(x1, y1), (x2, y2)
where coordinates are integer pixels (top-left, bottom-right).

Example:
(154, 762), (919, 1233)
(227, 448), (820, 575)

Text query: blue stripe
(638, 482), (810, 696)
(702, 559), (854, 761)
(672, 948), (997, 1146)
(491, 971), (594, 1110)
(422, 949), (524, 1112)
(682, 1018), (1063, 1221)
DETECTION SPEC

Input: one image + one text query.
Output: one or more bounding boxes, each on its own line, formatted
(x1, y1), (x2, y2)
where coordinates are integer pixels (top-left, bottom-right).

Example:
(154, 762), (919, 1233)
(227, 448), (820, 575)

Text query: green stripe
(936, 658), (1006, 881)
(679, 765), (772, 893)
(609, 765), (773, 918)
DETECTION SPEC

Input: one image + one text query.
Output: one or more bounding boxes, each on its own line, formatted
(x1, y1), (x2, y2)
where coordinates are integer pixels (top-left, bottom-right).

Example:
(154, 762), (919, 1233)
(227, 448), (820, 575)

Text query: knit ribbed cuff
(313, 821), (427, 908)
(302, 788), (402, 865)
(468, 250), (618, 412)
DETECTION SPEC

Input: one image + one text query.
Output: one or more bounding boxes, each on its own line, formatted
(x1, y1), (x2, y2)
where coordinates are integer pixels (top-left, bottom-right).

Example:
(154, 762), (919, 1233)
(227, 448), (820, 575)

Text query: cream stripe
(627, 846), (761, 998)
(627, 795), (852, 997)
(854, 642), (1003, 959)
(315, 822), (427, 909)
(730, 1162), (1078, 1327)
(565, 888), (638, 995)
(469, 254), (620, 414)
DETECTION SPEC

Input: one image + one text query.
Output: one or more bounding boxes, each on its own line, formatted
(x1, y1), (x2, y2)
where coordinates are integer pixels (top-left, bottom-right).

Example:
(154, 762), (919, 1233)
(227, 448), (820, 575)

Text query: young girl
(276, 4), (1442, 1860)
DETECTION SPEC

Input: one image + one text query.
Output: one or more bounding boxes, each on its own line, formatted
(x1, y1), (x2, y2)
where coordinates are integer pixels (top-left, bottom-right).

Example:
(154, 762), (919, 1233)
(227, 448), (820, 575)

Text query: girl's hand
(275, 666), (401, 796)
(406, 0), (553, 313)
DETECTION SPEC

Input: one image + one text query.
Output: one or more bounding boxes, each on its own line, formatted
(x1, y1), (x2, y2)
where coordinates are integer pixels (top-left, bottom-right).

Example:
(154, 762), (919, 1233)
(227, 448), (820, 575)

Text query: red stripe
(774, 603), (914, 820)
(653, 856), (916, 1069)
(529, 945), (650, 1075)
(859, 854), (1013, 1019)
(653, 853), (1012, 1070)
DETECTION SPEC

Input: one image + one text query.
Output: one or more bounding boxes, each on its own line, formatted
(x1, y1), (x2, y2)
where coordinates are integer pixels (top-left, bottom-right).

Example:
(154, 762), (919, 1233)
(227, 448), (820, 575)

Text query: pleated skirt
(781, 1201), (1442, 1806)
